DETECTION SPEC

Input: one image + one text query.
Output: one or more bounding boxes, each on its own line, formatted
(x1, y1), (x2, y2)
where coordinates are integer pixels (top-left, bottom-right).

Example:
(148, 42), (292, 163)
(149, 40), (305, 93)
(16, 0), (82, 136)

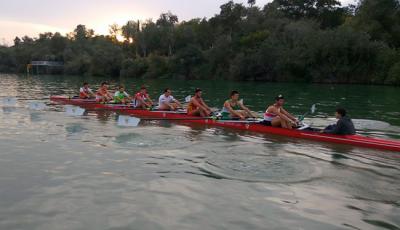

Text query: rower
(187, 88), (212, 117)
(79, 82), (95, 99)
(221, 91), (255, 120)
(133, 86), (153, 109)
(114, 85), (131, 104)
(262, 95), (299, 129)
(323, 108), (356, 135)
(96, 82), (113, 103)
(158, 88), (182, 111)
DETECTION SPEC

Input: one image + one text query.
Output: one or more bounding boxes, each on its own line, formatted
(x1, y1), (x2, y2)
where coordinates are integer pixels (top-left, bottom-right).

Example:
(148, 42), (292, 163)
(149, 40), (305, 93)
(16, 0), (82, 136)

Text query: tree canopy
(0, 0), (399, 85)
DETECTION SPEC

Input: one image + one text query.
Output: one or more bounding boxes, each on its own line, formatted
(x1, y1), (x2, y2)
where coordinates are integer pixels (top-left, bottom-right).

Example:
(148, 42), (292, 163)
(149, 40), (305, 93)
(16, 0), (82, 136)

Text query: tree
(13, 37), (21, 46)
(156, 12), (179, 56)
(73, 24), (92, 41)
(121, 20), (140, 56)
(109, 23), (121, 41)
(351, 0), (400, 47)
(0, 0), (399, 85)
(269, 0), (345, 28)
(248, 0), (256, 7)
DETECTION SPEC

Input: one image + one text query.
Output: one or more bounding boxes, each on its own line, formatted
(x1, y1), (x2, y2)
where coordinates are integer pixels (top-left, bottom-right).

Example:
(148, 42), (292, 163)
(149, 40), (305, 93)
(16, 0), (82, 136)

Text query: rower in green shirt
(114, 85), (131, 104)
(221, 91), (256, 120)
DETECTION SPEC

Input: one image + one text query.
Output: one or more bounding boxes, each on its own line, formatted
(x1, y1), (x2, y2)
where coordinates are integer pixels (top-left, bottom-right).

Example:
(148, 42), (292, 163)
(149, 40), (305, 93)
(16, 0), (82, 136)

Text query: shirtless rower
(96, 82), (113, 103)
(263, 95), (299, 129)
(187, 88), (212, 117)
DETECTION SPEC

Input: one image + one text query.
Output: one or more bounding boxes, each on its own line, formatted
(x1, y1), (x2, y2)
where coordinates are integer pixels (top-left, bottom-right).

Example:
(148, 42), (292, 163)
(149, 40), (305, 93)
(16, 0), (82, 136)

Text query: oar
(296, 104), (317, 130)
(2, 97), (17, 106)
(117, 115), (216, 127)
(298, 104), (317, 121)
(28, 101), (47, 111)
(2, 97), (48, 111)
(65, 105), (86, 116)
(117, 115), (265, 127)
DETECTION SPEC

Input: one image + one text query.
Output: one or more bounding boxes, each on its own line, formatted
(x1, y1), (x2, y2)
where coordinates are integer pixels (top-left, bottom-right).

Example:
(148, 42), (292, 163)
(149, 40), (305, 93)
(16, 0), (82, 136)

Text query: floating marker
(65, 105), (85, 116)
(118, 115), (140, 127)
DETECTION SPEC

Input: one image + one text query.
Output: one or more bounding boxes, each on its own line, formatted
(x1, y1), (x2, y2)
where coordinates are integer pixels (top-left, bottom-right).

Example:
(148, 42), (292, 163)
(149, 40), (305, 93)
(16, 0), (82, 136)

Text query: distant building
(27, 61), (64, 75)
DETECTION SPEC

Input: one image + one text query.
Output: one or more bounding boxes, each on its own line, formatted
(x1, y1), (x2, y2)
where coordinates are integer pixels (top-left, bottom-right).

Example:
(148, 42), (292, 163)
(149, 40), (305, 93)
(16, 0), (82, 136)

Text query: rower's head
(275, 95), (285, 106)
(83, 82), (89, 88)
(230, 91), (239, 101)
(119, 85), (125, 92)
(195, 88), (202, 97)
(101, 82), (108, 89)
(164, 88), (172, 96)
(140, 86), (147, 93)
(336, 108), (346, 119)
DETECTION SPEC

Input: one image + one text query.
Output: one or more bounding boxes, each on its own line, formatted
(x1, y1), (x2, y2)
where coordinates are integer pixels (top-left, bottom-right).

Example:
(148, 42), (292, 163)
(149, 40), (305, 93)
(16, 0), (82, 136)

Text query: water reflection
(0, 74), (399, 230)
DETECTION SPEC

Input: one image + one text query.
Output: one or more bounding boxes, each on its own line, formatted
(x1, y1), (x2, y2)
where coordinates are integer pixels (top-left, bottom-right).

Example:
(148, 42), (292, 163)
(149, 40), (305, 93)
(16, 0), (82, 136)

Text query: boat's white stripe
(301, 133), (399, 148)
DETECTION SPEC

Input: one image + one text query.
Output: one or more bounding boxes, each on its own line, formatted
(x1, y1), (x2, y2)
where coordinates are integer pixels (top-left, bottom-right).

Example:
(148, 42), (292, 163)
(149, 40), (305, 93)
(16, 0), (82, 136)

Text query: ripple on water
(113, 131), (193, 150)
(199, 152), (322, 183)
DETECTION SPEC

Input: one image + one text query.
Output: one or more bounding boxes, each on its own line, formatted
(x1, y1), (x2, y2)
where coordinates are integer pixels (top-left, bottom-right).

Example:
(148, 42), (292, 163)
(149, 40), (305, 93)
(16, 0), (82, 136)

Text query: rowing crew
(79, 82), (355, 134)
(80, 82), (154, 108)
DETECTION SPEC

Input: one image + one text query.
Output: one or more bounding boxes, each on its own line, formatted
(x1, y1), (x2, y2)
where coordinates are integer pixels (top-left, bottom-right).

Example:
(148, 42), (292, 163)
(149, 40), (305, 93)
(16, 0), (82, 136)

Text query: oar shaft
(140, 117), (214, 121)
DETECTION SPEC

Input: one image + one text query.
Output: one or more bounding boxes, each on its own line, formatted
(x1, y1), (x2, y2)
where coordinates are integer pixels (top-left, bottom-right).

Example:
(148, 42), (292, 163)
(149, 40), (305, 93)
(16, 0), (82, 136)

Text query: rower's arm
(137, 96), (146, 104)
(324, 120), (346, 135)
(225, 102), (243, 117)
(281, 109), (297, 121)
(81, 91), (89, 97)
(273, 108), (293, 123)
(146, 95), (154, 104)
(202, 99), (212, 111)
(174, 99), (182, 107)
(240, 103), (255, 117)
(192, 98), (202, 108)
(88, 89), (95, 96)
(195, 99), (209, 111)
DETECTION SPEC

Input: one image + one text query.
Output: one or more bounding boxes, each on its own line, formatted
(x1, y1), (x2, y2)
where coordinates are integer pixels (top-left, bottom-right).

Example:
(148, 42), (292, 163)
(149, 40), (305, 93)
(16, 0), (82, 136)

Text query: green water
(0, 74), (399, 230)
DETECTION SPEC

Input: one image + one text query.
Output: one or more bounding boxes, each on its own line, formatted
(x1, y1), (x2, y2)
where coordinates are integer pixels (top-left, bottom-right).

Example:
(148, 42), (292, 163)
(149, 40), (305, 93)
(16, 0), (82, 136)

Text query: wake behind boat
(50, 95), (400, 152)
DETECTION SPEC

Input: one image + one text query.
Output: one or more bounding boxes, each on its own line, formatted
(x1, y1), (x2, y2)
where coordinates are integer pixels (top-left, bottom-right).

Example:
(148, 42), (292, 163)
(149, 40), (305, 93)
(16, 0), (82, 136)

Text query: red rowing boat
(50, 96), (400, 152)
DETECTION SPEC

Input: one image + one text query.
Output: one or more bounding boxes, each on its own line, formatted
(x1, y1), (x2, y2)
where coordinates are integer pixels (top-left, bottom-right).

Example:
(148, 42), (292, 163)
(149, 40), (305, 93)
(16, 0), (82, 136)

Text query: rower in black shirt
(323, 108), (356, 135)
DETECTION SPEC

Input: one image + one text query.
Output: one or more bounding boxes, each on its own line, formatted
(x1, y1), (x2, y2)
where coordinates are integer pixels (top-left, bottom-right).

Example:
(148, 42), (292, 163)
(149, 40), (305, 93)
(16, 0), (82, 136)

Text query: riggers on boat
(50, 96), (400, 152)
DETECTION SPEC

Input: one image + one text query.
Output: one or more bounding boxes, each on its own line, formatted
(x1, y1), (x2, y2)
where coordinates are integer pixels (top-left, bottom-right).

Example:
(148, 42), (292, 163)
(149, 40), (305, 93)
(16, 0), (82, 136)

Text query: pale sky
(0, 0), (356, 45)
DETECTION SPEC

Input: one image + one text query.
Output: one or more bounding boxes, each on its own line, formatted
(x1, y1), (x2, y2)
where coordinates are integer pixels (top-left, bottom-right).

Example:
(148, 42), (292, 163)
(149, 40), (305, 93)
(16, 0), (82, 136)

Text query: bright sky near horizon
(0, 0), (356, 45)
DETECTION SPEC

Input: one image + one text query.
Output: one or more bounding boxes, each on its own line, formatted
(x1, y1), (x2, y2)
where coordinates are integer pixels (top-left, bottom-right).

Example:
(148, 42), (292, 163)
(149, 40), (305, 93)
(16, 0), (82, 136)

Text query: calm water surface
(0, 74), (399, 230)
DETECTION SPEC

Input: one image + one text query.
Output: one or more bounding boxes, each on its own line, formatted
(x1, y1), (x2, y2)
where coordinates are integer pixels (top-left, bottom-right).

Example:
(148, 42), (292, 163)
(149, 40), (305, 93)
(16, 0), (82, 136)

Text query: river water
(0, 74), (399, 230)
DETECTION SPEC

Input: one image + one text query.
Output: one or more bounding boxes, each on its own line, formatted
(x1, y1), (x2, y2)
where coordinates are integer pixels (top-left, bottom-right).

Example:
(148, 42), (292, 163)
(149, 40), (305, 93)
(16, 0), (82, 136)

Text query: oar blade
(311, 104), (316, 114)
(185, 95), (191, 103)
(118, 115), (141, 127)
(28, 101), (47, 111)
(2, 97), (17, 106)
(65, 105), (85, 116)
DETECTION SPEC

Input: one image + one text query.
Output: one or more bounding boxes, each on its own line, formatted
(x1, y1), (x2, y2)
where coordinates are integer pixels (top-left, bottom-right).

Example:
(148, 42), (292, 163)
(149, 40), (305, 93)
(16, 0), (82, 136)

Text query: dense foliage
(1, 0), (399, 84)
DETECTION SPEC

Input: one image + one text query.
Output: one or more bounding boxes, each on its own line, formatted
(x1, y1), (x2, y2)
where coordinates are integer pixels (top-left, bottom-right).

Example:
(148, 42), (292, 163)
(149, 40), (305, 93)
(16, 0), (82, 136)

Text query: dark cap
(275, 94), (284, 101)
(195, 88), (202, 93)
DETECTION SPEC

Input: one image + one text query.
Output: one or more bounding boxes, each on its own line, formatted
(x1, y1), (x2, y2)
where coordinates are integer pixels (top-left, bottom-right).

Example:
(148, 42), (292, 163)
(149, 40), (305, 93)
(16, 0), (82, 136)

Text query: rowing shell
(50, 96), (400, 152)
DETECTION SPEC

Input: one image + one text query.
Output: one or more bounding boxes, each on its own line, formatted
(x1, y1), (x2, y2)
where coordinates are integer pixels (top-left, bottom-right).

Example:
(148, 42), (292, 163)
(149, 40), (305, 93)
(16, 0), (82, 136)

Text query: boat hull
(50, 96), (400, 152)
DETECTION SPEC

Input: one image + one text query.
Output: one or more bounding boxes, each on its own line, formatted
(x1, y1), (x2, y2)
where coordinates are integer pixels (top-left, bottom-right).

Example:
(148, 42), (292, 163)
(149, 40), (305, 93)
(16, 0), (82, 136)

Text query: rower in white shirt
(158, 88), (182, 111)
